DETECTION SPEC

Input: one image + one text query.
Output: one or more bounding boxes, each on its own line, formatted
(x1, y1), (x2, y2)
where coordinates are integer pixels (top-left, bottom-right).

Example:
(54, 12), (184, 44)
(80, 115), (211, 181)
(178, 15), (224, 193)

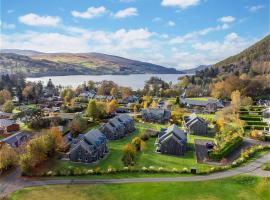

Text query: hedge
(209, 136), (243, 160)
(240, 116), (262, 121)
(244, 125), (269, 130)
(245, 121), (267, 126)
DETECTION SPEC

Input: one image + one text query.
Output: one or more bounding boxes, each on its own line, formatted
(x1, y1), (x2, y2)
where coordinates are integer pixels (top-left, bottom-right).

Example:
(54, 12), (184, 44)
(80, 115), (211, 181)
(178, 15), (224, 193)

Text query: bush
(139, 132), (150, 141)
(210, 136), (243, 160)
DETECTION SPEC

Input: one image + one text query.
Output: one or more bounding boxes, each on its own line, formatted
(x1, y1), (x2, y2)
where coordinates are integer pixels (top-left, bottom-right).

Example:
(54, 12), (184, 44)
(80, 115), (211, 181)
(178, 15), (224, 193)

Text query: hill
(181, 65), (211, 74)
(0, 50), (182, 77)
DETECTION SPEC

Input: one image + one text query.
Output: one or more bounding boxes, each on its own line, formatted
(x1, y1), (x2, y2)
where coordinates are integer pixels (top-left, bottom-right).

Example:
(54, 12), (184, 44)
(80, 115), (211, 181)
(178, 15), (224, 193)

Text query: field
(7, 176), (270, 200)
(40, 122), (214, 175)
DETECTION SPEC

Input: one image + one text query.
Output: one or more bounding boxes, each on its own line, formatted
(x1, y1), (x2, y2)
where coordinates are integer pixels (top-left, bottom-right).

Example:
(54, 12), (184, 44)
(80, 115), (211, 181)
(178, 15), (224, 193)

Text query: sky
(0, 0), (269, 69)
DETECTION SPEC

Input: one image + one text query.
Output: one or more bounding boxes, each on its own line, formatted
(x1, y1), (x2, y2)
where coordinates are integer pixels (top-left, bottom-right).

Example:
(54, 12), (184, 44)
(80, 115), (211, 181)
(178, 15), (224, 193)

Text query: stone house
(0, 132), (30, 148)
(0, 119), (20, 133)
(100, 114), (135, 140)
(69, 129), (108, 163)
(155, 124), (187, 156)
(183, 113), (208, 136)
(141, 109), (171, 124)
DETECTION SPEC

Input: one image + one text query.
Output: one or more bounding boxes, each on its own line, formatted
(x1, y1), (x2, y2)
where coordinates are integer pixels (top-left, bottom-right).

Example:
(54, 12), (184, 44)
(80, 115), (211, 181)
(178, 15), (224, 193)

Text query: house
(180, 97), (224, 113)
(183, 113), (208, 136)
(122, 95), (139, 104)
(0, 111), (11, 119)
(100, 114), (135, 140)
(69, 129), (108, 163)
(115, 107), (129, 113)
(141, 109), (171, 124)
(155, 124), (187, 156)
(0, 132), (30, 148)
(0, 119), (20, 133)
(262, 107), (270, 118)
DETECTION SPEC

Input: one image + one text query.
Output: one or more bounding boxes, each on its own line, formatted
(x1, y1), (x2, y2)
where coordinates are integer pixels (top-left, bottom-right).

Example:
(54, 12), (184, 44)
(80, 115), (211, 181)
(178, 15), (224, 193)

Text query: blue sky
(1, 0), (269, 69)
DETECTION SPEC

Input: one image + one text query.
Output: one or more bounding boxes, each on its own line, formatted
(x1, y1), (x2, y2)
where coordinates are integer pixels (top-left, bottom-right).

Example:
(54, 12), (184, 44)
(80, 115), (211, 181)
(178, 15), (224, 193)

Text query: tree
(120, 87), (132, 99)
(241, 96), (253, 107)
(2, 100), (14, 113)
(61, 88), (75, 105)
(231, 90), (241, 114)
(110, 87), (116, 97)
(175, 96), (180, 105)
(107, 99), (117, 114)
(69, 115), (88, 137)
(151, 100), (158, 109)
(0, 89), (12, 105)
(131, 137), (145, 152)
(121, 143), (136, 166)
(86, 100), (100, 121)
(0, 144), (18, 173)
(49, 127), (63, 152)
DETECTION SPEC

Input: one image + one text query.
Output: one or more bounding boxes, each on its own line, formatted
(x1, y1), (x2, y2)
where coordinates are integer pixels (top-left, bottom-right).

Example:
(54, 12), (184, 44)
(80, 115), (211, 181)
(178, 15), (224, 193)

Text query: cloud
(0, 21), (15, 29)
(153, 17), (163, 22)
(161, 0), (200, 9)
(71, 6), (106, 19)
(218, 16), (235, 23)
(18, 13), (61, 27)
(168, 21), (176, 26)
(119, 0), (136, 2)
(248, 5), (264, 12)
(112, 7), (138, 18)
(1, 27), (154, 55)
(170, 24), (228, 44)
(192, 32), (252, 57)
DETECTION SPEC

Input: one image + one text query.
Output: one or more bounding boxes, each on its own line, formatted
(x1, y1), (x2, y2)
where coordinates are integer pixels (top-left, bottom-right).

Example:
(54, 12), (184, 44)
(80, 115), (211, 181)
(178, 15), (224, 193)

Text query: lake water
(27, 74), (188, 90)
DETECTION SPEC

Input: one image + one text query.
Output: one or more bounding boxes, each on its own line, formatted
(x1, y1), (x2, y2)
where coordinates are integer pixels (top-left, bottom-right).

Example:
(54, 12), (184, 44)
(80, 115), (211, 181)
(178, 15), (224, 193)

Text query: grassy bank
(7, 176), (270, 200)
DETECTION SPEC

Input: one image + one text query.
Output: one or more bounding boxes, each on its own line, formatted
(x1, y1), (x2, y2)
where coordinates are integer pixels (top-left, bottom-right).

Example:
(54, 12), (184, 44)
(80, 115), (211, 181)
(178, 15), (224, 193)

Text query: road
(0, 152), (269, 199)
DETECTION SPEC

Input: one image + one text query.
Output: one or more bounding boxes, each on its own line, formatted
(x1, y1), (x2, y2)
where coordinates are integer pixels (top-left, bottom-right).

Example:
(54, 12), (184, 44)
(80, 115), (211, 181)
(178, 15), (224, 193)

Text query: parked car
(206, 142), (214, 149)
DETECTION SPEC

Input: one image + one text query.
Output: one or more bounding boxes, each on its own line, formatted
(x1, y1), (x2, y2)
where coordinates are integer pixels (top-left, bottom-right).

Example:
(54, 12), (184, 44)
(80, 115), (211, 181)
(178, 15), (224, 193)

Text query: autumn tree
(107, 99), (117, 114)
(110, 87), (117, 97)
(2, 100), (14, 113)
(151, 100), (158, 109)
(231, 90), (241, 114)
(60, 88), (75, 105)
(0, 144), (18, 173)
(121, 143), (136, 166)
(241, 96), (253, 107)
(0, 89), (12, 105)
(120, 87), (132, 99)
(69, 114), (88, 137)
(131, 137), (145, 152)
(86, 100), (100, 121)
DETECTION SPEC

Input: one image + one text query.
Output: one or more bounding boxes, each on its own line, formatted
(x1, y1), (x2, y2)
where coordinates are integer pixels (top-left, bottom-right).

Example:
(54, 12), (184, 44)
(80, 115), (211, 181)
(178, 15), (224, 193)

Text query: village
(0, 74), (270, 180)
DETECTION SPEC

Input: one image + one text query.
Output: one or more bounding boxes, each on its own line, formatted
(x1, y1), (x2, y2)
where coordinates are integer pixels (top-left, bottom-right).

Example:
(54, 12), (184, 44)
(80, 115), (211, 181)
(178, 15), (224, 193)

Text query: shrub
(210, 136), (243, 160)
(139, 132), (150, 141)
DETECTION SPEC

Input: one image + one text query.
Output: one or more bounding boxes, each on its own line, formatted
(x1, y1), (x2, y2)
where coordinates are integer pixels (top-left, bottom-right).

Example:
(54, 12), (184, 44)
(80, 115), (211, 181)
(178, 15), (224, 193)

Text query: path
(0, 152), (269, 199)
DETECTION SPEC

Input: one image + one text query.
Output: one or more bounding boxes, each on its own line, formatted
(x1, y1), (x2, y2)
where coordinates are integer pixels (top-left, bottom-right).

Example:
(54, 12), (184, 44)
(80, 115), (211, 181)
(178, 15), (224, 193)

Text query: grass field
(7, 176), (270, 200)
(40, 122), (214, 174)
(186, 97), (213, 101)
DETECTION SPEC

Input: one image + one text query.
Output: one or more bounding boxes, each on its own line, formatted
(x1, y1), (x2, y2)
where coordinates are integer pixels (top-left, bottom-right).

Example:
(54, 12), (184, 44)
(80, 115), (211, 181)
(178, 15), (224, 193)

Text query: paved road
(0, 152), (269, 199)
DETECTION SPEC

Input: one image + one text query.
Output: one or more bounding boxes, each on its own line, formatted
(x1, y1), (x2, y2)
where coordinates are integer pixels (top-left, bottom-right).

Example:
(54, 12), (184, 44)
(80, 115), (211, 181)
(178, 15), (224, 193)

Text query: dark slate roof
(159, 124), (187, 143)
(1, 132), (29, 144)
(70, 129), (106, 154)
(184, 113), (207, 127)
(117, 114), (133, 123)
(142, 109), (171, 120)
(0, 119), (17, 127)
(180, 97), (224, 108)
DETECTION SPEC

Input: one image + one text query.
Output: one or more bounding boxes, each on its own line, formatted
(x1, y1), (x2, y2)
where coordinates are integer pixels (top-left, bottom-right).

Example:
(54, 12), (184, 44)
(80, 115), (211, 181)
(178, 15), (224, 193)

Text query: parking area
(194, 139), (213, 163)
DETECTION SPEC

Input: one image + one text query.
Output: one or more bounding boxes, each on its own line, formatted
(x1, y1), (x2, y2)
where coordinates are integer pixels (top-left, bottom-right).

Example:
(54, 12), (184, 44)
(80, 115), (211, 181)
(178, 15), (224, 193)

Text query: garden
(239, 106), (268, 131)
(37, 122), (214, 176)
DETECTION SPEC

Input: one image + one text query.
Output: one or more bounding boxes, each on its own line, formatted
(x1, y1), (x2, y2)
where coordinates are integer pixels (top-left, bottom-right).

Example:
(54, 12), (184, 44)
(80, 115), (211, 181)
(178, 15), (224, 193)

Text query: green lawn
(41, 122), (214, 174)
(186, 97), (213, 101)
(8, 176), (270, 200)
(262, 161), (270, 171)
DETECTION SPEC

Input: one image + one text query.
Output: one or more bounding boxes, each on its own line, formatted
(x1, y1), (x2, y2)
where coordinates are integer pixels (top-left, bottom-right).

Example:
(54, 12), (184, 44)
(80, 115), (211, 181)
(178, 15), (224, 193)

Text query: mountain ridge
(0, 50), (183, 77)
